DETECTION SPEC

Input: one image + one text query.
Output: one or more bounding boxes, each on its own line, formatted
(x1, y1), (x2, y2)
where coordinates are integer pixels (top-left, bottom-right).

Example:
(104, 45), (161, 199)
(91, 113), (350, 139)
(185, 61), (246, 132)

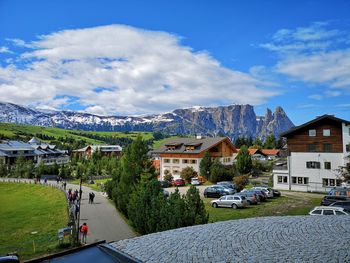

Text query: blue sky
(0, 0), (350, 125)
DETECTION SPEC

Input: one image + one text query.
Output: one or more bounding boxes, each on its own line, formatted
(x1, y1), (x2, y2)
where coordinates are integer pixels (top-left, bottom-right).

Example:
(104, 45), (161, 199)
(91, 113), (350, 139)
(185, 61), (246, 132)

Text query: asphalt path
(66, 182), (136, 244)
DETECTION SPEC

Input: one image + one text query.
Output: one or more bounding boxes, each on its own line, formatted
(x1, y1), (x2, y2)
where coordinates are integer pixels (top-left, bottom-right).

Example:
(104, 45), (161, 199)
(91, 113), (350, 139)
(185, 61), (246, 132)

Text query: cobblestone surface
(110, 216), (350, 263)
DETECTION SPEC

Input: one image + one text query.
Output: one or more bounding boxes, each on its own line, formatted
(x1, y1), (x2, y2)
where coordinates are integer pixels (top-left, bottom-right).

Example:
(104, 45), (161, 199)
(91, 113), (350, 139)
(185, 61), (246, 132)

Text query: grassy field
(205, 191), (323, 222)
(0, 183), (68, 260)
(69, 178), (111, 192)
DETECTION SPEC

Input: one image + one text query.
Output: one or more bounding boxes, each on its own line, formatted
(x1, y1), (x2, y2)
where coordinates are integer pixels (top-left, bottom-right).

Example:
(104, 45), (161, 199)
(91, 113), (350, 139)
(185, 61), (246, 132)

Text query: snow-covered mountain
(0, 102), (294, 139)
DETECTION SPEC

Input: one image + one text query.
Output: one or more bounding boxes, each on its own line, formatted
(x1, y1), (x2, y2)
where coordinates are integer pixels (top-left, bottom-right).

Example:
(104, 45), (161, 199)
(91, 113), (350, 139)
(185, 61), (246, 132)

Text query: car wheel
(232, 204), (238, 209)
(212, 202), (218, 208)
(247, 200), (251, 205)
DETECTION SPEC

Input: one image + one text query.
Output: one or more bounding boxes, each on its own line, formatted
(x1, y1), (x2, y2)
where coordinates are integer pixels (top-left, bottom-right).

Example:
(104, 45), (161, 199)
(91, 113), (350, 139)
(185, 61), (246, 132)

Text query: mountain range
(0, 102), (294, 140)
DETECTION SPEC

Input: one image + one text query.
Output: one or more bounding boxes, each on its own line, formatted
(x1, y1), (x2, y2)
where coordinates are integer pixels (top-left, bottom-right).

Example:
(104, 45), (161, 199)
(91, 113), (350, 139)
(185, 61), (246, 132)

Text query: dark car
(217, 181), (236, 191)
(328, 187), (350, 197)
(159, 180), (170, 188)
(235, 192), (259, 205)
(330, 201), (350, 211)
(272, 189), (281, 197)
(204, 186), (227, 198)
(173, 179), (186, 187)
(321, 195), (350, 206)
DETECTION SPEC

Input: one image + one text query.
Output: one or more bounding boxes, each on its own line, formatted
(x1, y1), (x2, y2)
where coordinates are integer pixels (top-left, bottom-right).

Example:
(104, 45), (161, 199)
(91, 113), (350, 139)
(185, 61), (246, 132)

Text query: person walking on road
(90, 192), (95, 204)
(80, 223), (89, 244)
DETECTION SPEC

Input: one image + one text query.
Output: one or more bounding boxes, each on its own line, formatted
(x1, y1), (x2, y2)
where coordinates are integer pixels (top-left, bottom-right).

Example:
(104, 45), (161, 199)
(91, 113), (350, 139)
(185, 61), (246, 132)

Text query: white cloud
(0, 46), (13, 54)
(308, 94), (322, 100)
(260, 22), (350, 93)
(0, 24), (277, 115)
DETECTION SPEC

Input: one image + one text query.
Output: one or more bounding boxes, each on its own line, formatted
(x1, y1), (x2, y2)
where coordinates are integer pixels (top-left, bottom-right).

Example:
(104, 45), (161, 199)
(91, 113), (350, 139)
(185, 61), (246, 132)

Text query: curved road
(66, 182), (136, 244)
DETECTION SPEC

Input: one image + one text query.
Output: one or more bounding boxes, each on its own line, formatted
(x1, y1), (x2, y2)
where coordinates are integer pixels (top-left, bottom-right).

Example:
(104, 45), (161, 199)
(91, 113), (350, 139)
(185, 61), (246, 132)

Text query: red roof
(261, 149), (279, 156)
(248, 149), (259, 155)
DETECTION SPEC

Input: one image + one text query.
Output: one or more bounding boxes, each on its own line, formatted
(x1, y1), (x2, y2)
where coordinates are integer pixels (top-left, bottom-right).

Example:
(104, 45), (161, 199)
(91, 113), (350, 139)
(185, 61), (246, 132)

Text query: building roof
(0, 141), (35, 151)
(281, 114), (350, 137)
(261, 149), (279, 156)
(153, 137), (236, 154)
(247, 149), (266, 156)
(73, 145), (122, 152)
(28, 137), (41, 144)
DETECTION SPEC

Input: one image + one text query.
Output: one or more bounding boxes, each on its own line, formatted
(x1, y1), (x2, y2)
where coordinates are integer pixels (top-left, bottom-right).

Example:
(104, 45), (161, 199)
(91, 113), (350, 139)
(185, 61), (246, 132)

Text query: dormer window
(185, 146), (195, 151)
(166, 146), (176, 151)
(308, 129), (316, 136)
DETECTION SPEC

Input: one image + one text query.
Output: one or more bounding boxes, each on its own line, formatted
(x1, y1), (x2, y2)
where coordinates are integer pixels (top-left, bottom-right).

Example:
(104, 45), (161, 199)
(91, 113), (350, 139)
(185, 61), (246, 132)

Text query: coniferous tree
(199, 151), (212, 180)
(236, 145), (252, 174)
(264, 134), (277, 149)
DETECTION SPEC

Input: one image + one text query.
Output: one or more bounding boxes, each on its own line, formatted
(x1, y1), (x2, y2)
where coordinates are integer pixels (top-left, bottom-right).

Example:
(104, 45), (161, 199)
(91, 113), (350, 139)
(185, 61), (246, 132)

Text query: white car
(309, 206), (350, 215)
(210, 195), (248, 209)
(191, 178), (201, 186)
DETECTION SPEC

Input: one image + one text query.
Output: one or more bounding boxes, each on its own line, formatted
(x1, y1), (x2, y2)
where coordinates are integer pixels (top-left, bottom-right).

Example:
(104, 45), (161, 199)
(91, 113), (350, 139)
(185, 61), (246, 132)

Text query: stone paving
(110, 216), (350, 263)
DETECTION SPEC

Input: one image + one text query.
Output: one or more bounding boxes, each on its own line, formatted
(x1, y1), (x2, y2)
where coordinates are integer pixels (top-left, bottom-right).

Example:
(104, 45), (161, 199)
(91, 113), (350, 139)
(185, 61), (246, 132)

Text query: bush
(163, 170), (173, 182)
(180, 167), (197, 183)
(234, 175), (249, 191)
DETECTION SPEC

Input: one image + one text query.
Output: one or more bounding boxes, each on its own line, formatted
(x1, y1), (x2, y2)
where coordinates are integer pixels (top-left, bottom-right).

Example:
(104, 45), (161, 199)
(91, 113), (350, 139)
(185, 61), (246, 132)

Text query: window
(309, 129), (316, 136)
(182, 159), (189, 164)
(164, 159), (170, 163)
(323, 143), (332, 152)
(308, 144), (317, 152)
(292, 177), (309, 185)
(335, 211), (346, 215)
(13, 151), (18, 154)
(306, 161), (320, 169)
(322, 178), (342, 187)
(172, 159), (180, 164)
(323, 129), (330, 136)
(190, 160), (197, 164)
(185, 146), (195, 151)
(324, 162), (331, 170)
(346, 144), (350, 152)
(223, 157), (231, 163)
(323, 210), (334, 215)
(166, 146), (175, 151)
(312, 210), (322, 215)
(278, 176), (288, 183)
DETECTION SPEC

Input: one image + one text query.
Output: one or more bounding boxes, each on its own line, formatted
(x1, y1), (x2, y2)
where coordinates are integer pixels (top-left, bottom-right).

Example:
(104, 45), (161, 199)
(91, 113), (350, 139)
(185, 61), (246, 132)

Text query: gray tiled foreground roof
(110, 216), (350, 263)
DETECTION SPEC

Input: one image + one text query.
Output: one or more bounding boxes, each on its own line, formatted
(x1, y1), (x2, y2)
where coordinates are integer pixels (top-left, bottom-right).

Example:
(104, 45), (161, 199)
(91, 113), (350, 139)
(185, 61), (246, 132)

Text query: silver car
(213, 184), (235, 195)
(253, 187), (274, 198)
(210, 195), (248, 209)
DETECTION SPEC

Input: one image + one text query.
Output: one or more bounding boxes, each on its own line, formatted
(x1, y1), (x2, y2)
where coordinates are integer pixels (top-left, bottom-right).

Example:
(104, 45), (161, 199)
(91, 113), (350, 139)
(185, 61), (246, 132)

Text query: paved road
(66, 182), (135, 244)
(110, 216), (350, 262)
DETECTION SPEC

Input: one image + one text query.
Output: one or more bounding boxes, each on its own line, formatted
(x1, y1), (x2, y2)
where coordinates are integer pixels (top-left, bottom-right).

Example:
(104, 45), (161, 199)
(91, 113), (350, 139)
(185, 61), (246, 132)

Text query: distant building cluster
(73, 145), (122, 159)
(0, 137), (69, 166)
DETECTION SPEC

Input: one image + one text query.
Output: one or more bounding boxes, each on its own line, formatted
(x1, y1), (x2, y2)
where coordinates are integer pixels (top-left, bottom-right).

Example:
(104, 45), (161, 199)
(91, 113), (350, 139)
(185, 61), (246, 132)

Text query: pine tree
(264, 134), (277, 149)
(236, 145), (252, 174)
(199, 151), (212, 180)
(184, 186), (208, 225)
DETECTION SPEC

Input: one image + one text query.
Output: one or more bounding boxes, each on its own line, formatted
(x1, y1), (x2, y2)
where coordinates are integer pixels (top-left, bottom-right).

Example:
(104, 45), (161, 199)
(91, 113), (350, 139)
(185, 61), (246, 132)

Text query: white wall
(290, 152), (343, 191)
(160, 157), (201, 180)
(342, 122), (350, 154)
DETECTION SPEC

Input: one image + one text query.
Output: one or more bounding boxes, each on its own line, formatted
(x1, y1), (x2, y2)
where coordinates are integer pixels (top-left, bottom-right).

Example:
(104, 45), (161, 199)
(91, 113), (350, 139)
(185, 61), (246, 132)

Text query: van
(328, 187), (350, 197)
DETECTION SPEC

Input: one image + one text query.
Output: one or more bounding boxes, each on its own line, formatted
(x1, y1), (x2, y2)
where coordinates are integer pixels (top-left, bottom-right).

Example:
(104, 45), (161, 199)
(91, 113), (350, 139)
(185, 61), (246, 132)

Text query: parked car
(214, 184), (235, 195)
(159, 180), (170, 188)
(242, 189), (267, 202)
(173, 179), (186, 187)
(272, 189), (281, 197)
(320, 195), (350, 206)
(309, 206), (350, 215)
(341, 181), (350, 188)
(210, 195), (248, 209)
(204, 185), (228, 198)
(217, 181), (236, 191)
(330, 201), (350, 212)
(328, 187), (350, 197)
(191, 178), (201, 186)
(253, 187), (274, 198)
(163, 189), (169, 198)
(235, 192), (259, 205)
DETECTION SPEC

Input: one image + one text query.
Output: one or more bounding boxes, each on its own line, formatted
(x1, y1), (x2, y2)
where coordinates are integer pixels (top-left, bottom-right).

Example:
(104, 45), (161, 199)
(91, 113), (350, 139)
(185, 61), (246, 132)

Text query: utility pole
(76, 177), (83, 244)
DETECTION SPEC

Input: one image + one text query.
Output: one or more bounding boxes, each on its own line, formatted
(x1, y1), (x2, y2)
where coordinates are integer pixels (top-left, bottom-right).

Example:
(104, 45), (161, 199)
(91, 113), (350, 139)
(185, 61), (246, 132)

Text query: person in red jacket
(80, 223), (89, 244)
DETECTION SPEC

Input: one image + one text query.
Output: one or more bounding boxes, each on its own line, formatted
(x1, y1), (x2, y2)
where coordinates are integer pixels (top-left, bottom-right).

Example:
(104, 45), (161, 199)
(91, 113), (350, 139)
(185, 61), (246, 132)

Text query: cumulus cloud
(0, 46), (12, 54)
(261, 22), (350, 92)
(0, 25), (277, 115)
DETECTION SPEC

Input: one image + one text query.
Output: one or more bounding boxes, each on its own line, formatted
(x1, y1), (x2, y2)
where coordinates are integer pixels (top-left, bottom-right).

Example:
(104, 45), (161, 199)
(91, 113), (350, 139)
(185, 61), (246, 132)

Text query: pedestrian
(80, 223), (89, 244)
(75, 203), (80, 219)
(44, 177), (47, 184)
(63, 181), (67, 190)
(88, 192), (92, 204)
(90, 192), (95, 204)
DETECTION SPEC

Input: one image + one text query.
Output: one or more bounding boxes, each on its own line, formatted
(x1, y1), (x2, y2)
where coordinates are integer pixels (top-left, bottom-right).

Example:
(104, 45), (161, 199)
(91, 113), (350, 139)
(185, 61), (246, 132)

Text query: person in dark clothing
(90, 192), (95, 203)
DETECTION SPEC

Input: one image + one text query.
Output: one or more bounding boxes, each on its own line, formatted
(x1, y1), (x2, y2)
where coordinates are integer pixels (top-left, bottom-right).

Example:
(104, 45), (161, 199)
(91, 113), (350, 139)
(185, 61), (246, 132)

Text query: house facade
(273, 115), (350, 192)
(153, 137), (237, 180)
(73, 145), (122, 159)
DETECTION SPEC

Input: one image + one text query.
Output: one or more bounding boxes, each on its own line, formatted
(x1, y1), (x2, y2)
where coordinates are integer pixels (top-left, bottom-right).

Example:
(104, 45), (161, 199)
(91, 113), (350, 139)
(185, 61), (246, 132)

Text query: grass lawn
(69, 178), (111, 192)
(205, 191), (323, 222)
(0, 183), (68, 260)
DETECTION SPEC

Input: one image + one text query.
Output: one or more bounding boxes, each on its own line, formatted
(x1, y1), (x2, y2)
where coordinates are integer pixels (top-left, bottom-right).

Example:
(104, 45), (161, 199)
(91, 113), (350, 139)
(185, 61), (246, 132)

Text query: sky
(0, 0), (350, 125)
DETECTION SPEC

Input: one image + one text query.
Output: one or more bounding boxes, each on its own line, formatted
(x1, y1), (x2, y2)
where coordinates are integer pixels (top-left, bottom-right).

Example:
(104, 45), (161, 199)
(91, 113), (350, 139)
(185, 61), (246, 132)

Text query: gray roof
(28, 137), (41, 144)
(153, 137), (232, 154)
(0, 141), (34, 151)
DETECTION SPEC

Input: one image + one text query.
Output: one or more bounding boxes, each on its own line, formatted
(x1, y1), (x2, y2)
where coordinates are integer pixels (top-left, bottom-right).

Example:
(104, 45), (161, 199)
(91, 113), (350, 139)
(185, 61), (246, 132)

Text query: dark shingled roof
(153, 137), (234, 154)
